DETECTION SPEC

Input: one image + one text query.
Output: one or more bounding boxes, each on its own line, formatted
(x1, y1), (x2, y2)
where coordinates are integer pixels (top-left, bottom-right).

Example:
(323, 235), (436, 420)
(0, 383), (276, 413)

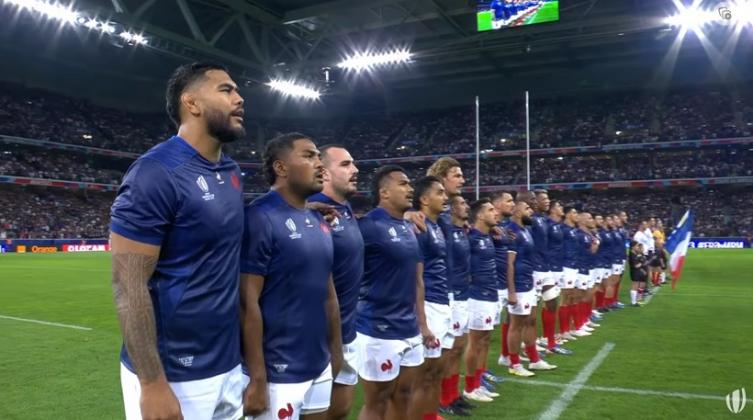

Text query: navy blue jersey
(447, 224), (471, 300)
(468, 229), (498, 302)
(575, 229), (594, 274)
(416, 218), (449, 305)
(241, 191), (334, 383)
(493, 221), (515, 290)
(530, 213), (549, 272)
(597, 229), (613, 268)
(547, 219), (565, 272)
(110, 136), (244, 382)
(562, 224), (579, 269)
(308, 193), (364, 345)
(611, 229), (625, 263)
(357, 208), (420, 340)
(508, 222), (535, 292)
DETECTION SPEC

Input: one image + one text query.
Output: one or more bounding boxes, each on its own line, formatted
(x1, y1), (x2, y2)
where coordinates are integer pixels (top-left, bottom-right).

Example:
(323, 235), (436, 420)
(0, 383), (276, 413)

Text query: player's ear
(273, 159), (287, 180)
(181, 91), (201, 118)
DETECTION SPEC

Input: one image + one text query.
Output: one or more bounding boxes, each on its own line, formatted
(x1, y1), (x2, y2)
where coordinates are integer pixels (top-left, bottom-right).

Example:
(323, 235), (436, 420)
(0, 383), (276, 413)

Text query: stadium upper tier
(2, 82), (752, 161)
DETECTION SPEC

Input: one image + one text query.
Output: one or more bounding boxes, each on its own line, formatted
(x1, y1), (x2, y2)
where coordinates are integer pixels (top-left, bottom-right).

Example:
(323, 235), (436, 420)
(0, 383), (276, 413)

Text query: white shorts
(334, 340), (360, 386)
(245, 364), (333, 419)
(468, 298), (499, 331)
(449, 298), (469, 337)
(507, 289), (537, 316)
(542, 271), (558, 287)
(121, 363), (245, 420)
(612, 264), (624, 275)
(577, 273), (590, 290)
(533, 271), (550, 292)
(356, 333), (424, 382)
(588, 269), (598, 288)
(562, 268), (578, 289)
(425, 302), (454, 358)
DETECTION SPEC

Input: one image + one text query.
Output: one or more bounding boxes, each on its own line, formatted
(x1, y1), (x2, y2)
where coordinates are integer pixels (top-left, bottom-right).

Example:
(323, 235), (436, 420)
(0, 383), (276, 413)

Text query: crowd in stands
(2, 82), (753, 161)
(0, 185), (112, 239)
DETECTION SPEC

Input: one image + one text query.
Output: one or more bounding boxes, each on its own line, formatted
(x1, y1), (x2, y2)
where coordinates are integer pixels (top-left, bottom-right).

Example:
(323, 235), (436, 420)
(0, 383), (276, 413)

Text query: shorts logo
(453, 322), (461, 330)
(376, 324), (389, 332)
(196, 176), (215, 201)
(177, 355), (194, 367)
(273, 364), (288, 373)
(285, 218), (301, 240)
(380, 360), (393, 372)
(485, 316), (492, 324)
(278, 403), (294, 419)
(524, 303), (530, 309)
(388, 227), (400, 242)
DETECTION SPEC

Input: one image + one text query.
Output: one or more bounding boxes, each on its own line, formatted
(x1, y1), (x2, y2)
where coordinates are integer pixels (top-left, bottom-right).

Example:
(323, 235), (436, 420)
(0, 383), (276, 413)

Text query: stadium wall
(1, 239), (110, 253)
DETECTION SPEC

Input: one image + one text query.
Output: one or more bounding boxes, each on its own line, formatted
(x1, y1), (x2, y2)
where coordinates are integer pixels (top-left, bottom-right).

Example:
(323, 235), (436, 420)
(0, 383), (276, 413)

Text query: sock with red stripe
(440, 377), (453, 406)
(558, 305), (570, 334)
(595, 290), (605, 309)
(542, 307), (557, 349)
(474, 368), (484, 389)
(451, 374), (460, 402)
(464, 373), (475, 393)
(510, 353), (521, 366)
(423, 413), (438, 420)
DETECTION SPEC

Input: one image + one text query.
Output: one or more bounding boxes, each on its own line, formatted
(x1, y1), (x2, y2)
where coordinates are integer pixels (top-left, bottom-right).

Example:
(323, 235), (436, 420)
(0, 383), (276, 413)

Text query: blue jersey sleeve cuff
(110, 219), (164, 246)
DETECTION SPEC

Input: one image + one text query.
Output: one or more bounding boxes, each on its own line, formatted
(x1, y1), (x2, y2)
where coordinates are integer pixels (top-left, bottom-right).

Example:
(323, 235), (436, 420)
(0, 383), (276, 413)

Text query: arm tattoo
(112, 253), (163, 383)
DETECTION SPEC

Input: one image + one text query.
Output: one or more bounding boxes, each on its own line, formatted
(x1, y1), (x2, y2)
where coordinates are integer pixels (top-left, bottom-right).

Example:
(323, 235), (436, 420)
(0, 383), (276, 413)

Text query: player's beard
(206, 107), (245, 144)
(522, 216), (533, 225)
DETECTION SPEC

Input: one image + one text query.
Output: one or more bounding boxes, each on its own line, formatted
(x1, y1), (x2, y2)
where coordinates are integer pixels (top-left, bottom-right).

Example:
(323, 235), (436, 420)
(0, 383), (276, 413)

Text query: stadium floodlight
(5, 0), (79, 23)
(337, 49), (412, 71)
(266, 79), (321, 100)
(118, 31), (147, 45)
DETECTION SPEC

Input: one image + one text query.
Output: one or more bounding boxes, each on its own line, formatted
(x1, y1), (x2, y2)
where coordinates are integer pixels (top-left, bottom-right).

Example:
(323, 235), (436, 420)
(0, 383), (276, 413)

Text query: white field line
(0, 314), (92, 331)
(538, 342), (615, 420)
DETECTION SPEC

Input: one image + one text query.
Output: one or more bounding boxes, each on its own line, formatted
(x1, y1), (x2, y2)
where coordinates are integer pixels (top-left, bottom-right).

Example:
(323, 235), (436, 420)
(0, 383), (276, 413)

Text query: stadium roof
(1, 0), (752, 112)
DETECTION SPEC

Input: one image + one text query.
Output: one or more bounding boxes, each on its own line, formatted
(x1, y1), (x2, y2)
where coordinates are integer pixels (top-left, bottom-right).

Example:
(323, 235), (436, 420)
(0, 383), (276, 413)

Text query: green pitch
(1, 249), (751, 419)
(526, 1), (560, 25)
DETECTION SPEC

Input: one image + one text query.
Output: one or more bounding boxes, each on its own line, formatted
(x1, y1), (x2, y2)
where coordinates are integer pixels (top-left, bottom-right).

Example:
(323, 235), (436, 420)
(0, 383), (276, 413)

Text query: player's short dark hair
(263, 132), (311, 185)
(319, 144), (348, 164)
(371, 165), (406, 206)
(469, 198), (492, 223)
(516, 190), (536, 205)
(549, 200), (562, 214)
(563, 206), (577, 215)
(413, 176), (442, 210)
(165, 62), (229, 129)
(490, 191), (512, 203)
(448, 193), (464, 206)
(534, 189), (548, 196)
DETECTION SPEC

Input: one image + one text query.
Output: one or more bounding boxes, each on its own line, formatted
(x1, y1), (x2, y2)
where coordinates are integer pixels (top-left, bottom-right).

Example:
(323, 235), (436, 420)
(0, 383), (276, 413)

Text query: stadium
(0, 0), (752, 419)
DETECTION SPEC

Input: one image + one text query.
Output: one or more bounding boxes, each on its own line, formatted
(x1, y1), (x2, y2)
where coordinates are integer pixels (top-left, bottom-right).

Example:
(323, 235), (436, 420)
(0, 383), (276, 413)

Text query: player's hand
(420, 325), (439, 349)
(306, 202), (341, 224)
(140, 380), (183, 420)
(242, 377), (269, 417)
(404, 210), (427, 233)
(508, 294), (518, 308)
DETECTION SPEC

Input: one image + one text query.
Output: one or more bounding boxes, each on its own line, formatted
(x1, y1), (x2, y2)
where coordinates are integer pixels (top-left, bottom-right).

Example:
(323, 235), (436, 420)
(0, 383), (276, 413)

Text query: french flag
(665, 210), (695, 289)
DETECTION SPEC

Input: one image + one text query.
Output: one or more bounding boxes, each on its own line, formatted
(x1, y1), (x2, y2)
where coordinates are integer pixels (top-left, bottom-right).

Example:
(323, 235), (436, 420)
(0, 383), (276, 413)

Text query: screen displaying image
(477, 0), (560, 31)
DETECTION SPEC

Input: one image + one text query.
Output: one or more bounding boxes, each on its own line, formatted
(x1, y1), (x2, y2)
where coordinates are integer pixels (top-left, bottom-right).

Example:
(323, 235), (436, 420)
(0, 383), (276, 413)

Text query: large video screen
(477, 1), (560, 32)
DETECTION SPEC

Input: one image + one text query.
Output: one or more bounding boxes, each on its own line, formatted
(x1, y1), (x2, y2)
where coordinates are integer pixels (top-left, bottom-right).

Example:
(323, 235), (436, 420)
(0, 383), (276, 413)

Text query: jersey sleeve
(109, 158), (178, 246)
(240, 206), (274, 275)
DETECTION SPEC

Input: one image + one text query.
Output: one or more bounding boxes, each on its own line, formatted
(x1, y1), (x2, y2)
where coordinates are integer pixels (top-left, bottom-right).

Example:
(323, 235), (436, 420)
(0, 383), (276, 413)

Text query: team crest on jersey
(305, 217), (313, 227)
(331, 216), (344, 232)
(196, 176), (215, 201)
(215, 172), (224, 184)
(388, 227), (400, 242)
(479, 239), (487, 249)
(273, 364), (288, 373)
(285, 218), (301, 240)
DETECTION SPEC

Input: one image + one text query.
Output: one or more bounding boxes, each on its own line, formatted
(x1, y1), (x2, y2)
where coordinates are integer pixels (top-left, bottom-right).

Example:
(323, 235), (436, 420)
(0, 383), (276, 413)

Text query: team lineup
(110, 63), (669, 420)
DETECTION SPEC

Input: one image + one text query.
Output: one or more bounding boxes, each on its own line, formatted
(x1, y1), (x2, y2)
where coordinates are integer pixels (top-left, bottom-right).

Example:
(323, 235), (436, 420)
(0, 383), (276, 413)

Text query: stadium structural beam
(237, 17), (270, 65)
(110, 0), (128, 13)
(283, 0), (408, 24)
(133, 0), (158, 18)
(211, 0), (282, 25)
(175, 0), (208, 43)
(209, 14), (239, 46)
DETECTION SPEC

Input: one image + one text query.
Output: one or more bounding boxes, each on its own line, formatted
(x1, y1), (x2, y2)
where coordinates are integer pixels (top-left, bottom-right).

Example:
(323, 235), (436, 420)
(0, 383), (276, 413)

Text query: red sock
(451, 374), (460, 401)
(464, 374), (475, 393)
(595, 290), (605, 309)
(440, 377), (452, 406)
(501, 323), (510, 357)
(558, 305), (569, 334)
(423, 413), (438, 420)
(474, 368), (484, 389)
(542, 307), (557, 349)
(510, 353), (521, 366)
(525, 345), (540, 363)
(581, 302), (590, 327)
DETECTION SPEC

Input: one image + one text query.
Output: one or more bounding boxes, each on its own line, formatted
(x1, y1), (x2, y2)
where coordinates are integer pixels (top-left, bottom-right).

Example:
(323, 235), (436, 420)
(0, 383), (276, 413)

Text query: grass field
(526, 1), (559, 25)
(1, 249), (752, 419)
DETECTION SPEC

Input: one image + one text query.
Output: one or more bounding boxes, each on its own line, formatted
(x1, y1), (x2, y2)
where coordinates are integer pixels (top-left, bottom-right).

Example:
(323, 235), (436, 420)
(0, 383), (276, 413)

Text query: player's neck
(473, 222), (491, 234)
(511, 216), (524, 228)
(421, 208), (439, 223)
(321, 185), (347, 205)
(177, 125), (222, 163)
(565, 220), (576, 227)
(271, 184), (307, 209)
(380, 203), (405, 220)
(452, 217), (466, 227)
